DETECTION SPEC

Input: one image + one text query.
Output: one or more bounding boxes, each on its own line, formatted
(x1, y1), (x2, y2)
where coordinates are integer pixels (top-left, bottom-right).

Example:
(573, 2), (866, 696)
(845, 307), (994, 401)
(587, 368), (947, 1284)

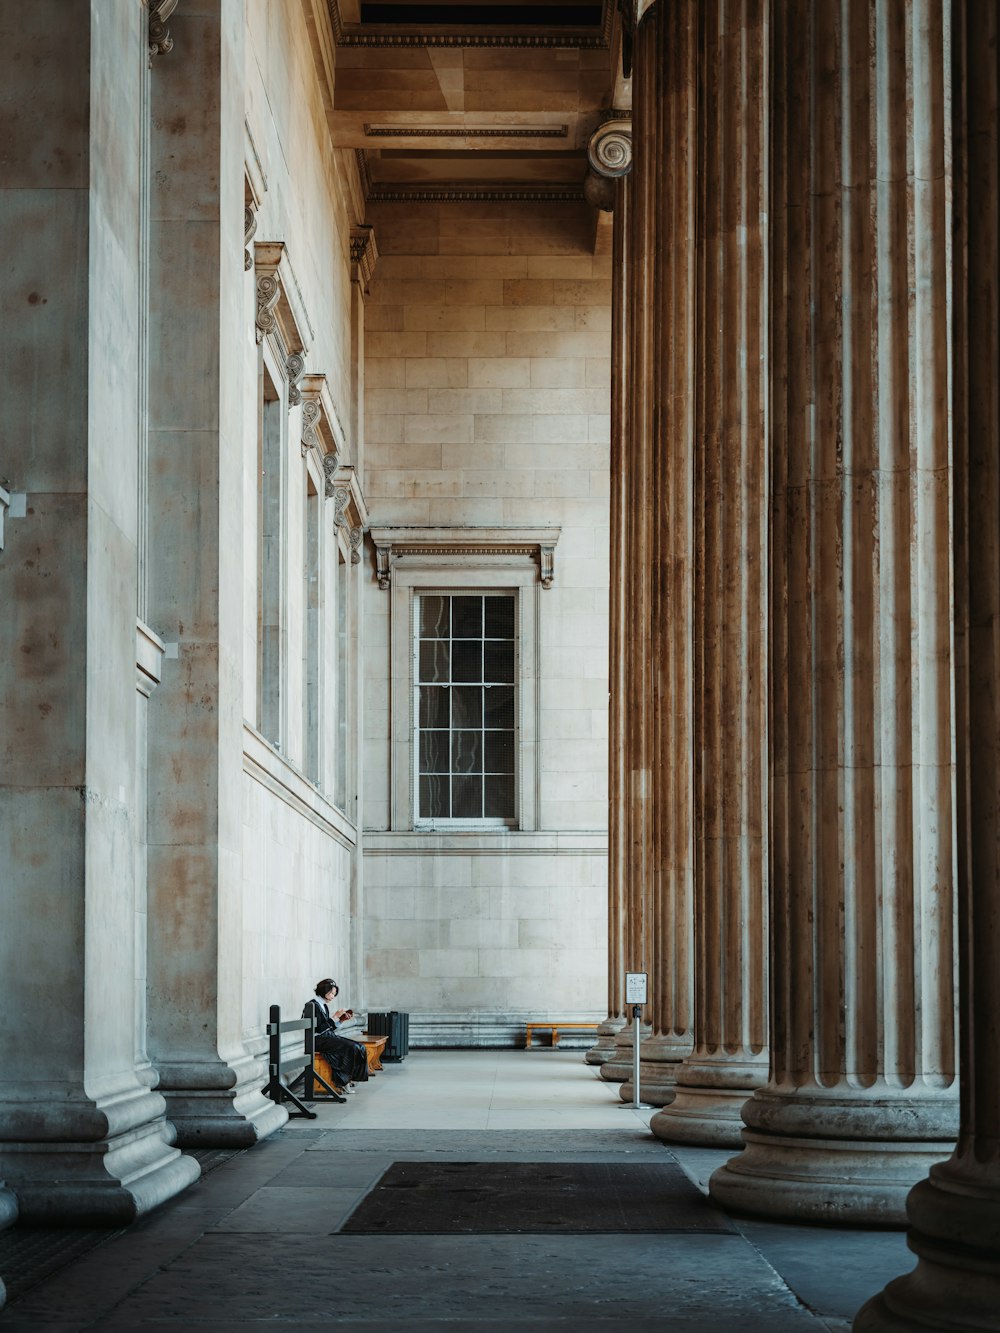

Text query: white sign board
(624, 971), (648, 1005)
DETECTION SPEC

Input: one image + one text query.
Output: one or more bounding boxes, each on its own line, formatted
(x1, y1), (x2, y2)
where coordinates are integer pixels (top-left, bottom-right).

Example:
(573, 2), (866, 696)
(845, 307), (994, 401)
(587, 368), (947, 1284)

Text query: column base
(585, 1017), (626, 1066)
(600, 1022), (652, 1084)
(157, 1053), (288, 1147)
(651, 1052), (768, 1147)
(0, 1086), (200, 1226)
(709, 1085), (957, 1225)
(0, 1182), (16, 1308)
(619, 1035), (691, 1106)
(853, 1155), (1000, 1331)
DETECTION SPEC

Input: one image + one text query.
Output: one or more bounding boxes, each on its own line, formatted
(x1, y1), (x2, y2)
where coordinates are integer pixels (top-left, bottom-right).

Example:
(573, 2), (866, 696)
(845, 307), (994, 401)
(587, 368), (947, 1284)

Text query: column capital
(587, 116), (633, 179)
(148, 0), (178, 60)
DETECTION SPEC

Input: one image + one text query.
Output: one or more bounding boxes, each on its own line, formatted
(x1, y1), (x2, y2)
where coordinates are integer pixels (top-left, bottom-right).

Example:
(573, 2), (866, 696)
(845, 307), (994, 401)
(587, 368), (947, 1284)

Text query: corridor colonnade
(590, 0), (1000, 1327)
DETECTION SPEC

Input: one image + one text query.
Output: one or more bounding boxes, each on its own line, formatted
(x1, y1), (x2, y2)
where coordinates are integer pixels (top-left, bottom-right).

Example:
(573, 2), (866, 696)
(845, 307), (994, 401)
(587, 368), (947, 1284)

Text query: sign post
(624, 971), (648, 1109)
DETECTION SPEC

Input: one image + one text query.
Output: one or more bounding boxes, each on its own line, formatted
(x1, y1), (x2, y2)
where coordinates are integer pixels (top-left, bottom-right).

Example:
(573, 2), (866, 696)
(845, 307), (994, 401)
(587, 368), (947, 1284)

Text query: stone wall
(360, 201), (610, 1037)
(238, 0), (361, 1037)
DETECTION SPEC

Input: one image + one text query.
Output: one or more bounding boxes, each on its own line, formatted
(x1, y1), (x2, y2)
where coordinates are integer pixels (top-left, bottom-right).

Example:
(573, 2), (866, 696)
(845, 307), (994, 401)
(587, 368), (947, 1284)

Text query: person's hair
(314, 978), (338, 998)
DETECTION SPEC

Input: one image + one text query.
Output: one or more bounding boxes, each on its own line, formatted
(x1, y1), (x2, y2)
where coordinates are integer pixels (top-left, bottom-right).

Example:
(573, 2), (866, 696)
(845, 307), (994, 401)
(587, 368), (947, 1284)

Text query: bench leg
(552, 1029), (559, 1047)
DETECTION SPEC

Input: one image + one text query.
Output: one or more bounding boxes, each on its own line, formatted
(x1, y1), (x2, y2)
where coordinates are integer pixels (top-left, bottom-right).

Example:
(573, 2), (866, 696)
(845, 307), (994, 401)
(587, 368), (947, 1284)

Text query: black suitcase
(367, 1011), (409, 1062)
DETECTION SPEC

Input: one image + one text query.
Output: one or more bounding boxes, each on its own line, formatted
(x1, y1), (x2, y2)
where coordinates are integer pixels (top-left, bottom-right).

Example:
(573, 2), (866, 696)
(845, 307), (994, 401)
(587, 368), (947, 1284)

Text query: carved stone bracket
(369, 526), (562, 592)
(322, 451), (339, 497)
(329, 465), (370, 567)
(253, 241), (314, 363)
(286, 352), (305, 408)
(0, 481), (9, 553)
(255, 273), (280, 345)
(300, 373), (347, 465)
(244, 204), (257, 271)
(350, 225), (379, 294)
(149, 0), (178, 59)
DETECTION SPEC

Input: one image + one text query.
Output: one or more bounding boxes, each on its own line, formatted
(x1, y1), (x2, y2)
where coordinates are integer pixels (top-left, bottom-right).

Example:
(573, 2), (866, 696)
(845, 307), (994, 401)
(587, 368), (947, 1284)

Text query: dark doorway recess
(338, 1161), (737, 1234)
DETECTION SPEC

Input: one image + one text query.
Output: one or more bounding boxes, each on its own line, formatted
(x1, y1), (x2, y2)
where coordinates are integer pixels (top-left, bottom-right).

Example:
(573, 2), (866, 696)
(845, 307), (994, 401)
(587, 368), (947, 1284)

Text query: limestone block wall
(361, 201), (610, 1038)
(238, 2), (362, 1039)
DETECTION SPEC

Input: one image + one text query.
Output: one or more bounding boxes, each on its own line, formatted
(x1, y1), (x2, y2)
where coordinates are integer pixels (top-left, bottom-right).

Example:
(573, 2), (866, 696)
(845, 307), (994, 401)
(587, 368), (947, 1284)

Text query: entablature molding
(369, 525), (561, 592)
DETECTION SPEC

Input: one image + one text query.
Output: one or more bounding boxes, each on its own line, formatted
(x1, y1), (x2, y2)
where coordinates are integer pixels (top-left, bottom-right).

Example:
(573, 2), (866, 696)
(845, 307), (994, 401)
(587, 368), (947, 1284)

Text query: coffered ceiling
(325, 0), (625, 202)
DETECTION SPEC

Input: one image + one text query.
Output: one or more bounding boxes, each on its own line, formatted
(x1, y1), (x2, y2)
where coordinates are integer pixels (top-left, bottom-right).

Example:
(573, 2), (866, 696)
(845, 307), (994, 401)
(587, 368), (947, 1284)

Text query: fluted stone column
(712, 0), (958, 1223)
(856, 1), (1000, 1324)
(588, 139), (631, 1068)
(652, 0), (769, 1149)
(0, 0), (198, 1222)
(600, 76), (658, 1092)
(144, 3), (286, 1147)
(615, 0), (697, 1107)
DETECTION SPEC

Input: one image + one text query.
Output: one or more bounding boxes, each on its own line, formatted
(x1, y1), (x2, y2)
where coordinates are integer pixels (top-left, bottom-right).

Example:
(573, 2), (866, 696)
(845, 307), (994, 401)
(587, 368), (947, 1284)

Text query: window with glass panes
(416, 593), (516, 822)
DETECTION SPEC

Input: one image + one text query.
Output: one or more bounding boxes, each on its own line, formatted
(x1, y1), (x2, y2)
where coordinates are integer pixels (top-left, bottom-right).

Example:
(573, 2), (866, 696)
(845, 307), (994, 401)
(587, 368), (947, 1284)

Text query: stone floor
(0, 1050), (912, 1330)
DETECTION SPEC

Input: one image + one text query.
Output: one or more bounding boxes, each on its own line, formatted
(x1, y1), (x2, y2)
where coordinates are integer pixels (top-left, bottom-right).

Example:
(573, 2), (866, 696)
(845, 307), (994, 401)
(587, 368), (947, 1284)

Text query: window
(257, 365), (283, 744)
(415, 593), (517, 824)
(303, 474), (320, 783)
(373, 525), (560, 833)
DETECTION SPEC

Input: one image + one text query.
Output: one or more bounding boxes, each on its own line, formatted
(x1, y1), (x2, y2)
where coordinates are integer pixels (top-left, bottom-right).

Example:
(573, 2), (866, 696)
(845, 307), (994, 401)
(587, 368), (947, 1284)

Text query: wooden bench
(313, 1033), (389, 1092)
(524, 1021), (599, 1049)
(359, 1033), (388, 1072)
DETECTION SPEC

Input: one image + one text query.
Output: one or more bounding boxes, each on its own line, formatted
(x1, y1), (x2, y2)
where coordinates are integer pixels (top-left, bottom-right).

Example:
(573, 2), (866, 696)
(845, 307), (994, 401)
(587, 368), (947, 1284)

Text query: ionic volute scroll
(286, 352), (306, 408)
(255, 273), (280, 345)
(149, 0), (179, 60)
(244, 205), (257, 271)
(584, 116), (632, 212)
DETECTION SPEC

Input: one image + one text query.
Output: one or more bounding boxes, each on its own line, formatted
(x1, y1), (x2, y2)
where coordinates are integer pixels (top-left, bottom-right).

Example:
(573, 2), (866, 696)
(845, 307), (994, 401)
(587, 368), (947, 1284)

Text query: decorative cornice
(369, 526), (561, 591)
(367, 184), (585, 205)
(350, 224), (379, 293)
(149, 0), (178, 59)
(363, 125), (569, 140)
(253, 241), (314, 355)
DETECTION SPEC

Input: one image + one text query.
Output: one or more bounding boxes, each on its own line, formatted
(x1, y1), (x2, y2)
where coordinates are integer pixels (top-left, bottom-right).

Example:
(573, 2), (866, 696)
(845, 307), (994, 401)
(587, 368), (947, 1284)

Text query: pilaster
(652, 0), (769, 1149)
(711, 0), (958, 1224)
(0, 0), (198, 1221)
(144, 1), (286, 1147)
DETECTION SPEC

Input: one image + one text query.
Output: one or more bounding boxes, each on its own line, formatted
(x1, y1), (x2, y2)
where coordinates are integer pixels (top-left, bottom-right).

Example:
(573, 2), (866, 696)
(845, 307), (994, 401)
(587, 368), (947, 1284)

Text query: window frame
(388, 562), (542, 833)
(412, 590), (520, 830)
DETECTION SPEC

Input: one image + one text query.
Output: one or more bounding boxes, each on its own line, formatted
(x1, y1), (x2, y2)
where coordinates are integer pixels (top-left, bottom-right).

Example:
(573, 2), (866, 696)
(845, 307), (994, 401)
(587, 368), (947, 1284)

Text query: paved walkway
(0, 1050), (910, 1330)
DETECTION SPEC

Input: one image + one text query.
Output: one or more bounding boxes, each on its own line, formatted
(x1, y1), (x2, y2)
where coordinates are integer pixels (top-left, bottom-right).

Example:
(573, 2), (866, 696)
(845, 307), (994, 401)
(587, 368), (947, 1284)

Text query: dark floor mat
(0, 1225), (125, 1304)
(338, 1160), (737, 1234)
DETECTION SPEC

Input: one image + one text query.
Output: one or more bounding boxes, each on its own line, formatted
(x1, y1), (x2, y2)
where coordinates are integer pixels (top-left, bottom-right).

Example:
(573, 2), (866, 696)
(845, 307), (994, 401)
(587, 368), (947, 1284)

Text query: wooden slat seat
(524, 1021), (599, 1049)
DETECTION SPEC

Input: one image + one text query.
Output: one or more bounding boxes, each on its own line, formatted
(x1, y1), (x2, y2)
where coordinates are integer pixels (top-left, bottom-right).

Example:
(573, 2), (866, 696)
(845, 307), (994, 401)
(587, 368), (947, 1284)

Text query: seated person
(303, 978), (369, 1094)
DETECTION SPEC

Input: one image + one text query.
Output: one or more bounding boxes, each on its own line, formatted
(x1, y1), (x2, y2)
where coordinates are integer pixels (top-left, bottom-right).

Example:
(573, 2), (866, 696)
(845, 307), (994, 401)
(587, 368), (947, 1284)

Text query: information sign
(624, 971), (648, 1005)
